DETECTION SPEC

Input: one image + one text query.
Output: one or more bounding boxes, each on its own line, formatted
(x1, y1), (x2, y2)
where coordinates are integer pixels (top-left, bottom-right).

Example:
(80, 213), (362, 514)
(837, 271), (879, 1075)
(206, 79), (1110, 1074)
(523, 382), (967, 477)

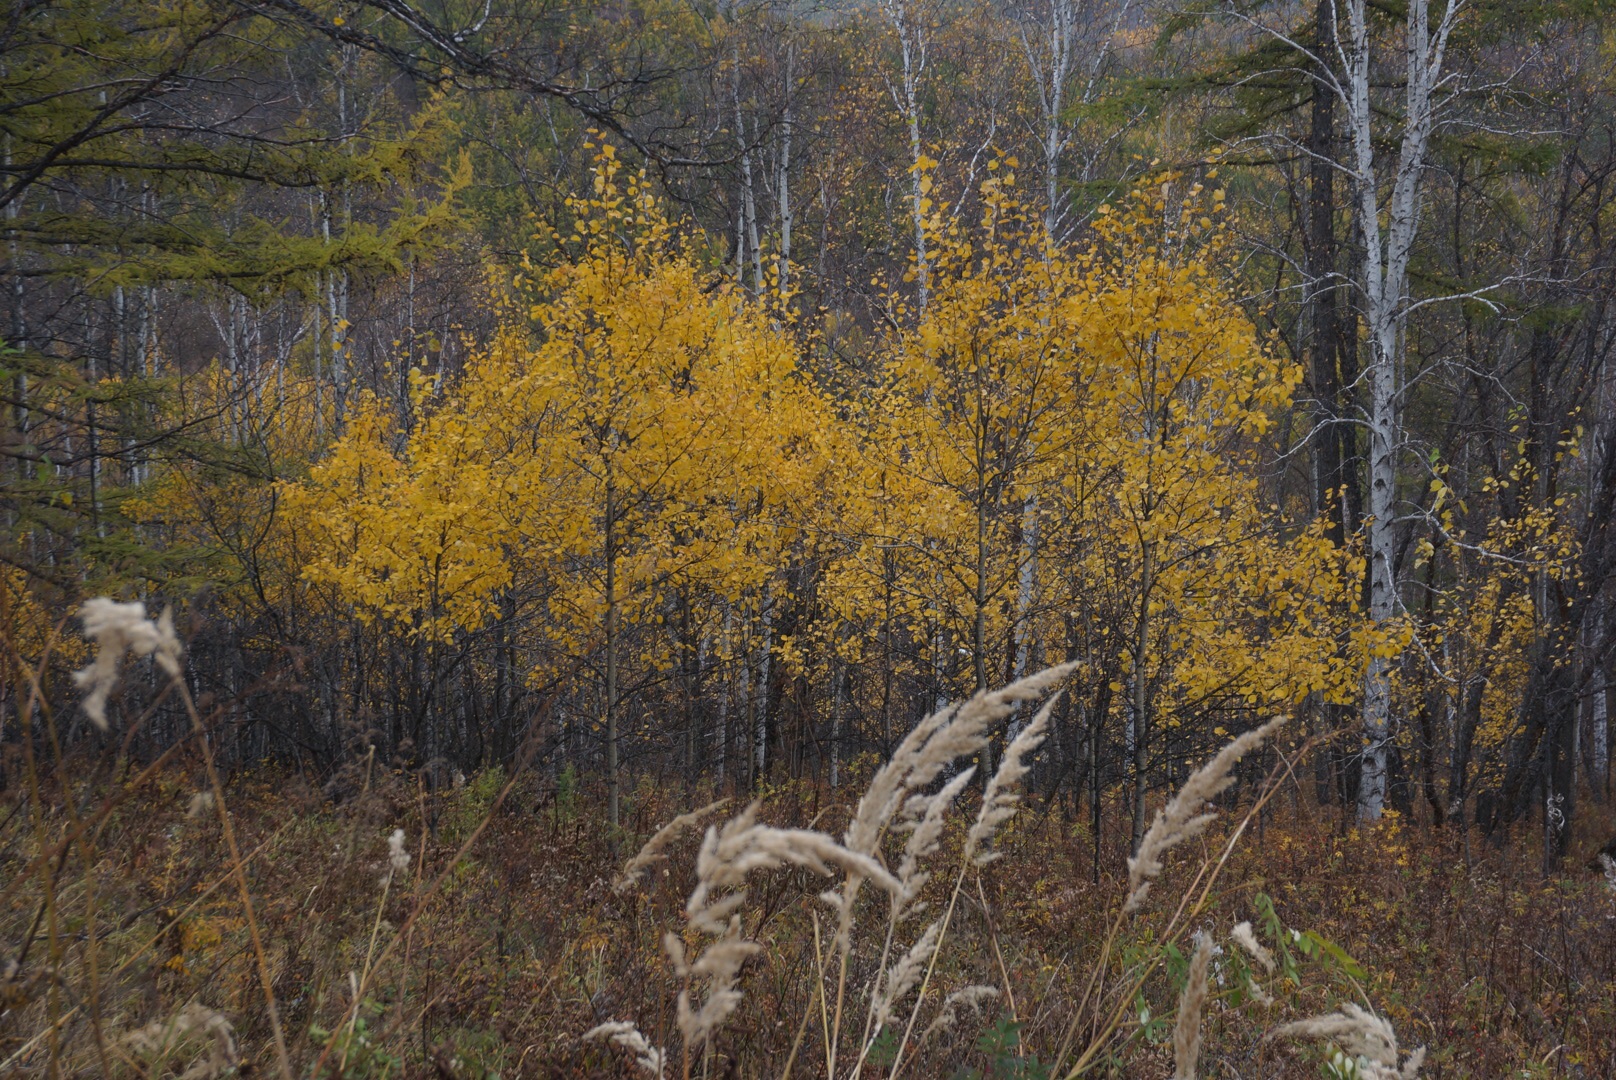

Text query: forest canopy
(3, 0), (1614, 863)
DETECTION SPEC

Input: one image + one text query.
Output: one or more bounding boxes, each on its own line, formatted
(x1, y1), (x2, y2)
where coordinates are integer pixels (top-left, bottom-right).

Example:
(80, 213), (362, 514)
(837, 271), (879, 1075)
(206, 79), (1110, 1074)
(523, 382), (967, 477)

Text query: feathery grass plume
(895, 767), (976, 910)
(614, 798), (728, 893)
(686, 802), (900, 935)
(920, 985), (1000, 1044)
(387, 829), (410, 876)
(1125, 716), (1286, 913)
(1268, 1003), (1425, 1078)
(583, 1020), (666, 1078)
(673, 801), (902, 1049)
(1231, 920), (1274, 973)
(872, 918), (942, 1032)
(966, 690), (1061, 865)
(124, 1001), (239, 1080)
(845, 662), (1078, 859)
(1172, 932), (1213, 1080)
(826, 663), (1076, 944)
(677, 923), (760, 1048)
(662, 931), (689, 977)
(73, 598), (183, 729)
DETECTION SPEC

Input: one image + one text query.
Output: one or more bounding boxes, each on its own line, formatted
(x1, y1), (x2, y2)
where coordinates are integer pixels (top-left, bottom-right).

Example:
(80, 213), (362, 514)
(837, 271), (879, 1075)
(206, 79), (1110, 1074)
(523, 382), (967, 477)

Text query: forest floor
(2, 757), (1613, 1079)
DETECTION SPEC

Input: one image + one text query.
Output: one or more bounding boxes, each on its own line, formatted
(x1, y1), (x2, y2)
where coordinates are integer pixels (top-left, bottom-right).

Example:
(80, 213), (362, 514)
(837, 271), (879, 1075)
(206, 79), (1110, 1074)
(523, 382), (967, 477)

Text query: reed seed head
(921, 985), (1000, 1044)
(583, 1020), (666, 1078)
(1173, 932), (1212, 1080)
(1125, 716), (1285, 913)
(873, 918), (942, 1033)
(124, 1002), (238, 1080)
(1268, 1003), (1424, 1078)
(967, 690), (1061, 865)
(1231, 920), (1274, 973)
(74, 598), (183, 729)
(388, 828), (410, 876)
(614, 799), (728, 894)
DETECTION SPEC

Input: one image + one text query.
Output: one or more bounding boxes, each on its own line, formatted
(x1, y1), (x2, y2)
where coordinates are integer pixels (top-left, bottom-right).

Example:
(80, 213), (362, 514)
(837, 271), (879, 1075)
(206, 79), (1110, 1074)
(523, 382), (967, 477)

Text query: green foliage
(868, 1024), (898, 1069)
(555, 762), (579, 823)
(443, 766), (506, 844)
(310, 1001), (403, 1079)
(952, 1017), (1051, 1080)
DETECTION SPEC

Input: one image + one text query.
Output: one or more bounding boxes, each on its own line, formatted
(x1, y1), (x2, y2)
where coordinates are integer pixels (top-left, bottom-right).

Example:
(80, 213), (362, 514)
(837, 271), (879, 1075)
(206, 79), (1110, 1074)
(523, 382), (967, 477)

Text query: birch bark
(1336, 0), (1463, 818)
(879, 0), (930, 311)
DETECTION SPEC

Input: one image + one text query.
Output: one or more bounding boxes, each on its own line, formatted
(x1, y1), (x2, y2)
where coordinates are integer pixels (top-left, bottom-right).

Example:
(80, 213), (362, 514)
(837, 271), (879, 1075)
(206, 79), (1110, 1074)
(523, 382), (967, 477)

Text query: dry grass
(2, 617), (1614, 1077)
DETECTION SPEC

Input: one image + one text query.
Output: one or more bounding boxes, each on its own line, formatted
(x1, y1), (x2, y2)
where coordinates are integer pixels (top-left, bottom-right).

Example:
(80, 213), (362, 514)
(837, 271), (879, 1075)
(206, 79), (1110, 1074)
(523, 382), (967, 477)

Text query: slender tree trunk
(1594, 656), (1609, 800)
(1307, 0), (1346, 546)
(906, 73), (927, 311)
(1341, 0), (1459, 819)
(1130, 544), (1154, 849)
(829, 649), (844, 790)
(681, 594), (698, 774)
(604, 478), (620, 834)
(733, 39), (764, 294)
(754, 594), (773, 780)
(1009, 495), (1040, 739)
(717, 607), (732, 789)
(740, 615), (755, 788)
(974, 499), (990, 695)
(880, 0), (929, 310)
(776, 43), (794, 290)
(1359, 330), (1397, 819)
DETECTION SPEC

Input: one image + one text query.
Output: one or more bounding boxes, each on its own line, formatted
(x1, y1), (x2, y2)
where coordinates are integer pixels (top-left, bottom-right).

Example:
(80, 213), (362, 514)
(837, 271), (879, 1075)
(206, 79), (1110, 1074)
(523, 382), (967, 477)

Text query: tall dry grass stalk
(7, 597), (555, 1080)
(72, 598), (182, 729)
(1050, 713), (1288, 1079)
(597, 666), (1432, 1080)
(1171, 933), (1212, 1080)
(600, 663), (1076, 1079)
(54, 598), (296, 1080)
(1125, 716), (1286, 913)
(614, 799), (729, 893)
(1231, 920), (1274, 973)
(919, 984), (999, 1044)
(584, 1021), (667, 1078)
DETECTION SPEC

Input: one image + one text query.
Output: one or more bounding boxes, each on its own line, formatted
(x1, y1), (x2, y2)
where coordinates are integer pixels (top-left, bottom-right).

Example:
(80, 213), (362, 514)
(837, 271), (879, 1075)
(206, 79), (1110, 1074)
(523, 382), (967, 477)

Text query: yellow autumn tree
(837, 162), (1085, 742)
(1054, 177), (1359, 843)
(286, 145), (834, 827)
(826, 168), (1359, 829)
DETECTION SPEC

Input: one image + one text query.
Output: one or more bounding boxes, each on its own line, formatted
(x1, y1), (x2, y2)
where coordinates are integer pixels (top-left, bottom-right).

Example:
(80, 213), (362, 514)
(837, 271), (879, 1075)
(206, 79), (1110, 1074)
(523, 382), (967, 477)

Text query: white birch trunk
(1017, 0), (1074, 240)
(733, 34), (764, 294)
(776, 43), (795, 290)
(879, 0), (929, 310)
(1339, 0), (1463, 819)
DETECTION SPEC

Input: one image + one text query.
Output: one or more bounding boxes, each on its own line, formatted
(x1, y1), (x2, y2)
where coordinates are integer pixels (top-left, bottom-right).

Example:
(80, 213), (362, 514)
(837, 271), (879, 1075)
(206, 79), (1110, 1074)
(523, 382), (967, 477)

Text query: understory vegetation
(1, 636), (1613, 1077)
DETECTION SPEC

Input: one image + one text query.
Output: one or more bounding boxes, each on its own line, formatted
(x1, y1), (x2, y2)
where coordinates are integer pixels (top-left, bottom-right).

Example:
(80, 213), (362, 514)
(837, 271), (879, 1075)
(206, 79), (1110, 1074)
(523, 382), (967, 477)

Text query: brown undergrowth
(2, 743), (1612, 1077)
(1, 616), (1612, 1077)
